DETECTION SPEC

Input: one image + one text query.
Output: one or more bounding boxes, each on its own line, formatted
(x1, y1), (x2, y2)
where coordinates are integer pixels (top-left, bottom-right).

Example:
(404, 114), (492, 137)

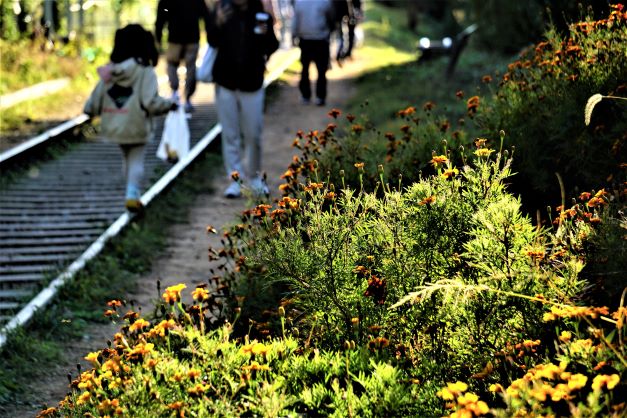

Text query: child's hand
(170, 102), (179, 111)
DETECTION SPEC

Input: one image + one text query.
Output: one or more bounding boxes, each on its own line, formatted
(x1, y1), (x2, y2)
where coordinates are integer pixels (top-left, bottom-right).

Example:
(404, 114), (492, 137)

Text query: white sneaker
(250, 177), (270, 198)
(224, 181), (241, 198)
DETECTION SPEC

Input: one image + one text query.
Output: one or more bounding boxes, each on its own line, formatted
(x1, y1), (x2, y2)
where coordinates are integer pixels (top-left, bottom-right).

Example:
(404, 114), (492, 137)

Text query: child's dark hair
(110, 24), (159, 67)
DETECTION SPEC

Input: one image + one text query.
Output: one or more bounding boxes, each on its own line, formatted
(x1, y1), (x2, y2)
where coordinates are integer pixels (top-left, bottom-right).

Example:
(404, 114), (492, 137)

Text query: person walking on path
(155, 0), (211, 114)
(84, 24), (177, 213)
(292, 0), (335, 106)
(207, 0), (279, 199)
(333, 0), (361, 63)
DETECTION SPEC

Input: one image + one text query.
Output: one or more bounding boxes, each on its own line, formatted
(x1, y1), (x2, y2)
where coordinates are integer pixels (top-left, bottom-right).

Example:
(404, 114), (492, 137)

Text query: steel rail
(0, 48), (299, 348)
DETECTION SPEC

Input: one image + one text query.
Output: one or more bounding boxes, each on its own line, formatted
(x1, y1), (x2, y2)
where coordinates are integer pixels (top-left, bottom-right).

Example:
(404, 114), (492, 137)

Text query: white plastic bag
(157, 107), (190, 163)
(197, 45), (217, 83)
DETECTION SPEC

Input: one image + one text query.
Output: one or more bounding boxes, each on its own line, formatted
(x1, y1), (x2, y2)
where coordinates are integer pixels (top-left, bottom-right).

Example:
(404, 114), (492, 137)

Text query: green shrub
(474, 6), (627, 210)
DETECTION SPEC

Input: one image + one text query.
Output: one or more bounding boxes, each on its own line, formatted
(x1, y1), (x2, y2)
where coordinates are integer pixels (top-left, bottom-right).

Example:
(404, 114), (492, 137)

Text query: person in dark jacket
(155, 0), (210, 113)
(333, 0), (361, 62)
(207, 0), (279, 198)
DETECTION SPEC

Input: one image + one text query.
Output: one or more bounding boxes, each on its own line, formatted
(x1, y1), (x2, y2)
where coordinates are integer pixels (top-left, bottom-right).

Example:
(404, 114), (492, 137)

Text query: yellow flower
(354, 162), (365, 169)
(192, 287), (209, 302)
(76, 391), (91, 405)
(129, 318), (150, 333)
(127, 342), (154, 358)
(241, 341), (271, 356)
(456, 392), (478, 406)
(558, 331), (572, 342)
(163, 283), (187, 304)
(567, 373), (588, 390)
(187, 383), (210, 396)
(474, 148), (494, 158)
(85, 351), (100, 365)
(441, 168), (459, 179)
(148, 319), (177, 338)
(592, 374), (620, 392)
(242, 361), (271, 372)
(187, 369), (201, 380)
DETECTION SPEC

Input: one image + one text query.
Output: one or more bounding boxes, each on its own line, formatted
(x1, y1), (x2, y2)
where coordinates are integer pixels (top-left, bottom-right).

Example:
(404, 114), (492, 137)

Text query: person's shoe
(315, 98), (325, 107)
(250, 177), (270, 198)
(224, 181), (241, 199)
(125, 199), (144, 214)
(301, 96), (311, 105)
(184, 101), (195, 113)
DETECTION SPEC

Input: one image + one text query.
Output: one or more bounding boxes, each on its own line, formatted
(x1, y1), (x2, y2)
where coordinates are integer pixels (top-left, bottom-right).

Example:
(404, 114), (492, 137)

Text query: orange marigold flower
(163, 283), (187, 304)
(419, 195), (436, 206)
(187, 383), (210, 396)
(328, 108), (341, 118)
(368, 337), (390, 349)
(346, 113), (356, 122)
(104, 309), (116, 317)
(423, 101), (435, 111)
(543, 305), (609, 322)
(187, 369), (202, 380)
(304, 182), (324, 192)
(242, 361), (271, 372)
(466, 96), (480, 113)
(129, 318), (150, 333)
(579, 192), (591, 201)
(481, 75), (493, 83)
(230, 171), (240, 181)
(455, 90), (464, 99)
(612, 306), (627, 329)
(280, 169), (294, 179)
(351, 124), (364, 134)
(192, 287), (210, 302)
(168, 401), (184, 410)
(37, 407), (57, 417)
(107, 299), (123, 308)
(354, 162), (365, 169)
(397, 106), (416, 117)
(430, 155), (448, 167)
(76, 391), (91, 406)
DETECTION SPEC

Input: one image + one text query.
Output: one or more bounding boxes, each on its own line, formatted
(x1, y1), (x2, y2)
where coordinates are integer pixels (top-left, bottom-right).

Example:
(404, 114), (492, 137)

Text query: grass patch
(0, 148), (222, 407)
(347, 2), (513, 131)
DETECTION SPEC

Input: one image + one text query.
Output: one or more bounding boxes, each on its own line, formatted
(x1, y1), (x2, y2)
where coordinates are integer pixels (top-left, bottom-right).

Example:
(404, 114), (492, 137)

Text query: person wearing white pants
(216, 85), (265, 195)
(120, 144), (146, 204)
(206, 0), (279, 198)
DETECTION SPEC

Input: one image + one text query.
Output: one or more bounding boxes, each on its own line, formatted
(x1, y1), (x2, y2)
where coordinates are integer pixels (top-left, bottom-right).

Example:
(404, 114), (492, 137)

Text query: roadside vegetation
(1, 1), (625, 417)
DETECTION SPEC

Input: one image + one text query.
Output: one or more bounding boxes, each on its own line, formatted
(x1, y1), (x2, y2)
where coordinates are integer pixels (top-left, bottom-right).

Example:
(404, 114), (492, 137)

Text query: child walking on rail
(84, 24), (177, 213)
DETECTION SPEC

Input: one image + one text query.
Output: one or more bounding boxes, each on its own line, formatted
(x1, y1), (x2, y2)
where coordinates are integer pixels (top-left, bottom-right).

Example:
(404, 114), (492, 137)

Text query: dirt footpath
(5, 54), (363, 417)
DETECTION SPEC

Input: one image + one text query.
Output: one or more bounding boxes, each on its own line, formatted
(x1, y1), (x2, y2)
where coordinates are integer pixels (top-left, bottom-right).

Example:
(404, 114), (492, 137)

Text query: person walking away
(207, 0), (279, 199)
(155, 0), (211, 114)
(84, 24), (177, 213)
(292, 0), (335, 106)
(332, 0), (361, 64)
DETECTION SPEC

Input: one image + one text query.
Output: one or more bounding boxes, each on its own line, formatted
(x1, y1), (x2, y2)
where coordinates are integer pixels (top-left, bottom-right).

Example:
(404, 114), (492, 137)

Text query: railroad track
(0, 48), (299, 346)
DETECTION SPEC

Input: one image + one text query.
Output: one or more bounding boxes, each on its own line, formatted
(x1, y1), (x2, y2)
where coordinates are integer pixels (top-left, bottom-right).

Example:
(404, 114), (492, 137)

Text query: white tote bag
(197, 45), (217, 83)
(156, 107), (190, 163)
